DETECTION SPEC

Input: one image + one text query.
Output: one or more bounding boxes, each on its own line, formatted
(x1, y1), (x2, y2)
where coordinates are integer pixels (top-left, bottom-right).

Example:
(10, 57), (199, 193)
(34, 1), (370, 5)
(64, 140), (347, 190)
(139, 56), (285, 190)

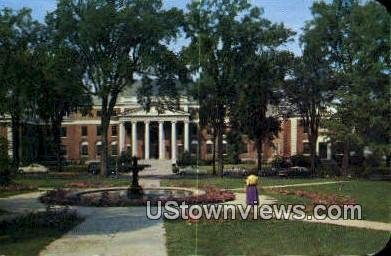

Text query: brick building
(0, 87), (332, 164)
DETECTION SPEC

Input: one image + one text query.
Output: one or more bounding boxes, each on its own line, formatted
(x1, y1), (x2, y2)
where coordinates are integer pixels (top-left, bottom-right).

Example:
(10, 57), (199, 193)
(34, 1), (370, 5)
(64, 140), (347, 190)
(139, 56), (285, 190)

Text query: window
(97, 125), (102, 136)
(60, 127), (67, 137)
(96, 143), (102, 156)
(222, 140), (227, 155)
(206, 140), (213, 154)
(319, 142), (328, 159)
(60, 145), (67, 156)
(300, 120), (309, 133)
(81, 126), (88, 137)
(81, 144), (88, 156)
(190, 140), (198, 154)
(111, 125), (118, 136)
(177, 144), (183, 155)
(303, 142), (310, 154)
(111, 144), (118, 156)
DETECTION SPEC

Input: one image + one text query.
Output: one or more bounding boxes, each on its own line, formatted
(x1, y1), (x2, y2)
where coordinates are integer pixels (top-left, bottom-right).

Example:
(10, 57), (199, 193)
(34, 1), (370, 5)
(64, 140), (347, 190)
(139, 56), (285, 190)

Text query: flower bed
(270, 188), (357, 212)
(40, 186), (235, 207)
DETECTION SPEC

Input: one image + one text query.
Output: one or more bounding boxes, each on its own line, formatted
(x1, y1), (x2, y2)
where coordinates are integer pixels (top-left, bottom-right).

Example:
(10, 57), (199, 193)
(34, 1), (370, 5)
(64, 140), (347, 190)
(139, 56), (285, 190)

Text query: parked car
(223, 166), (248, 177)
(258, 167), (278, 177)
(177, 166), (208, 176)
(18, 164), (49, 174)
(278, 166), (310, 178)
(86, 160), (117, 175)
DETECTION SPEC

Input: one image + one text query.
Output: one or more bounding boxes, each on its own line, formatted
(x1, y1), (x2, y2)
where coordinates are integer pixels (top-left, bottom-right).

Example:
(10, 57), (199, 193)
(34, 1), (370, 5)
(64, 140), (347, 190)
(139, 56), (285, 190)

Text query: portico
(118, 107), (191, 163)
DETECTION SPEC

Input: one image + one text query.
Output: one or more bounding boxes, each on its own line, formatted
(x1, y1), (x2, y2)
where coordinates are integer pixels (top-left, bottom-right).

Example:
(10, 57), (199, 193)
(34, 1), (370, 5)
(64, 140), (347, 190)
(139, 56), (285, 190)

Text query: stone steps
(139, 159), (173, 176)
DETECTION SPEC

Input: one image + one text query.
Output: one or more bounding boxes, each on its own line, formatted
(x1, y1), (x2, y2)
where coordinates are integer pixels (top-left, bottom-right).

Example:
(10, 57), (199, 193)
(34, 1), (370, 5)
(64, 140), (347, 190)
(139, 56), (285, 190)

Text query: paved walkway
(40, 206), (166, 256)
(228, 180), (350, 192)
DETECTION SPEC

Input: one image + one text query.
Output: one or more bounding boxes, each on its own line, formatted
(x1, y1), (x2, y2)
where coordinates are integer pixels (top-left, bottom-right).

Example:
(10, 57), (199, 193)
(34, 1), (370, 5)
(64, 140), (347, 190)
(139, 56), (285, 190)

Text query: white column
(119, 122), (125, 153)
(184, 120), (189, 152)
(7, 126), (13, 157)
(159, 121), (165, 160)
(132, 121), (137, 157)
(144, 121), (150, 160)
(171, 121), (177, 163)
(327, 143), (332, 160)
(290, 118), (297, 156)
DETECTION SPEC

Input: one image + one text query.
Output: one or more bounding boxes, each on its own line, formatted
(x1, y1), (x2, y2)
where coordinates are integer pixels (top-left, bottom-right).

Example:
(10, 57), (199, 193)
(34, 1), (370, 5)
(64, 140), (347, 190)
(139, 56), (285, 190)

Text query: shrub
(63, 165), (88, 173)
(271, 156), (290, 168)
(290, 154), (310, 167)
(177, 151), (197, 166)
(0, 137), (11, 185)
(364, 154), (382, 167)
(0, 208), (81, 232)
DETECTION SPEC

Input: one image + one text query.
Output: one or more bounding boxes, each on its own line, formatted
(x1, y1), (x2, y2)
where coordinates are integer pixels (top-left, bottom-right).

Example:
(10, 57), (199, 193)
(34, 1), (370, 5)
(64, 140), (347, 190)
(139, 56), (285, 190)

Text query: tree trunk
(212, 134), (216, 176)
(100, 116), (110, 176)
(256, 139), (263, 174)
(217, 128), (224, 177)
(309, 135), (317, 176)
(341, 141), (349, 176)
(52, 119), (63, 172)
(11, 113), (20, 169)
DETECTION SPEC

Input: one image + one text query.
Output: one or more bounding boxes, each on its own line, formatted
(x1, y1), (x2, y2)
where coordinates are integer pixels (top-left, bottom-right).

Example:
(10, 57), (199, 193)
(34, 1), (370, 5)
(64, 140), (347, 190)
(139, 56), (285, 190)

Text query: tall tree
(304, 0), (389, 174)
(0, 8), (40, 169)
(184, 0), (258, 176)
(285, 54), (336, 175)
(34, 15), (92, 171)
(232, 8), (294, 172)
(53, 0), (183, 175)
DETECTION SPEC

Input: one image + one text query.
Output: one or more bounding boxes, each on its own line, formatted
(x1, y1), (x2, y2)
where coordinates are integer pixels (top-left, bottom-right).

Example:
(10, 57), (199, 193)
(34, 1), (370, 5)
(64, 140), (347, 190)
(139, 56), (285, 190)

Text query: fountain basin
(40, 186), (235, 207)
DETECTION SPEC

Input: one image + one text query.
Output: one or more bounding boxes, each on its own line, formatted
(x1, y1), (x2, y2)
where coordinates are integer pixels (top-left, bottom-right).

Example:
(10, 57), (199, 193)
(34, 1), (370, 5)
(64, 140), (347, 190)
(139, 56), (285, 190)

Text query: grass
(162, 177), (390, 222)
(165, 219), (389, 256)
(265, 180), (391, 222)
(0, 210), (83, 256)
(161, 176), (334, 190)
(0, 188), (37, 198)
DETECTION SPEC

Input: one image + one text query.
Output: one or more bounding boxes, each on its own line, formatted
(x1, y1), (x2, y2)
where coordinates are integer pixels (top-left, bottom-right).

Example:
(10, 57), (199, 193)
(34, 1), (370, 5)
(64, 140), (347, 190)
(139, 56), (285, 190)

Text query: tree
(231, 8), (294, 171)
(184, 0), (260, 176)
(0, 137), (10, 185)
(304, 0), (390, 174)
(52, 0), (183, 175)
(285, 53), (336, 175)
(34, 15), (92, 171)
(0, 8), (40, 169)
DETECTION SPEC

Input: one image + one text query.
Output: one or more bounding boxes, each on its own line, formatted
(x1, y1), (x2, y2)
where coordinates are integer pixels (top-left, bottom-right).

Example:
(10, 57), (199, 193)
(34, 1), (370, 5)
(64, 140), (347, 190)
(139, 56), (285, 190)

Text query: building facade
(0, 88), (332, 164)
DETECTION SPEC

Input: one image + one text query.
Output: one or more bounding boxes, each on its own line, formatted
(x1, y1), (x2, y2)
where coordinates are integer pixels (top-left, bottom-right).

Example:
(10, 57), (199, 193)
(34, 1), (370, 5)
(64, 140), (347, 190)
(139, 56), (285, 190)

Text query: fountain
(126, 156), (146, 198)
(40, 154), (235, 207)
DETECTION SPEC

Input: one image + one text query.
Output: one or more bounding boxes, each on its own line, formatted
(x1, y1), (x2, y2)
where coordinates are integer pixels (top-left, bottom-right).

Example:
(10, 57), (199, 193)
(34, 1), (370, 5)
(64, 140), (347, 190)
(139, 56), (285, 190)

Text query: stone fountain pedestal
(124, 156), (147, 199)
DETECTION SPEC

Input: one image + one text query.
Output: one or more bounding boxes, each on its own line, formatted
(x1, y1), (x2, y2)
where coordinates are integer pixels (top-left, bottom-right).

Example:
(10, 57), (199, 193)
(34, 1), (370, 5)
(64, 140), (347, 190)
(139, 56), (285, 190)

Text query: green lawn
(165, 219), (389, 256)
(162, 177), (390, 222)
(0, 188), (38, 198)
(266, 181), (391, 222)
(161, 176), (334, 190)
(0, 211), (83, 256)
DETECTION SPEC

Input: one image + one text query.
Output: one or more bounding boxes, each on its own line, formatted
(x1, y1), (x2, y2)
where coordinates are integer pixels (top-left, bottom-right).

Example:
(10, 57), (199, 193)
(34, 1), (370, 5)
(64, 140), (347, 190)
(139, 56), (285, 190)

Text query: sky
(0, 0), (317, 55)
